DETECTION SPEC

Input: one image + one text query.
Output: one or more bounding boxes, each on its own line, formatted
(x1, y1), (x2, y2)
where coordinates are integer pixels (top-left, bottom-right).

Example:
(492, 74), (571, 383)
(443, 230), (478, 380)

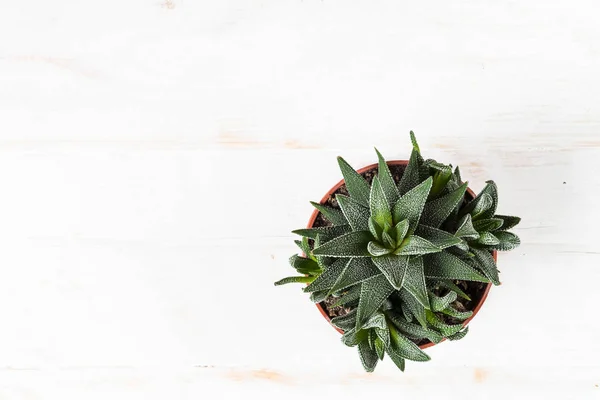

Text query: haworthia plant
(275, 131), (521, 373)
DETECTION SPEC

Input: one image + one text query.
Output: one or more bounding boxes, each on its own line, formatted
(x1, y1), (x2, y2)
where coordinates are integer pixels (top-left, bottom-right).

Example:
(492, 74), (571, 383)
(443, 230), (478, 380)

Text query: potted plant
(275, 132), (521, 372)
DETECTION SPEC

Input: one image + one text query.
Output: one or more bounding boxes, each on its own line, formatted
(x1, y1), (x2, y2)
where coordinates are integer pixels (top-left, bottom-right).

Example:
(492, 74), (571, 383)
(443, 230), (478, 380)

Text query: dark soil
(312, 163), (489, 345)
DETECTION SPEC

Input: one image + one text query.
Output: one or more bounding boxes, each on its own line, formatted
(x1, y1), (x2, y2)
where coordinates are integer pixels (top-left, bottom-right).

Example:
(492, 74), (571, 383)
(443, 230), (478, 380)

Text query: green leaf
(447, 327), (469, 341)
(362, 311), (388, 330)
(462, 181), (498, 220)
(430, 291), (458, 312)
(490, 231), (521, 251)
(304, 258), (347, 293)
(433, 280), (471, 301)
(426, 310), (464, 336)
(370, 176), (393, 227)
(399, 288), (427, 327)
(375, 148), (400, 205)
(367, 241), (392, 256)
(310, 290), (329, 303)
(387, 312), (444, 343)
(398, 149), (425, 195)
(293, 225), (351, 240)
(455, 214), (479, 240)
(331, 309), (357, 331)
(454, 166), (462, 183)
(429, 163), (453, 199)
(386, 345), (406, 372)
(471, 248), (500, 285)
(382, 231), (396, 248)
(410, 131), (421, 153)
(374, 336), (385, 360)
(274, 276), (315, 286)
(372, 254), (410, 290)
(368, 217), (383, 241)
(393, 219), (410, 246)
(473, 218), (504, 232)
(477, 232), (500, 246)
(337, 194), (370, 231)
(332, 284), (362, 307)
(329, 258), (381, 294)
(342, 328), (367, 346)
(472, 194), (493, 220)
(337, 156), (371, 206)
(415, 225), (462, 249)
(394, 235), (441, 256)
(421, 182), (468, 228)
(389, 324), (431, 362)
(392, 177), (433, 230)
(310, 201), (347, 225)
(424, 252), (488, 282)
(495, 215), (521, 231)
(294, 238), (312, 259)
(358, 341), (379, 372)
(402, 256), (431, 309)
(289, 254), (321, 276)
(441, 306), (473, 320)
(313, 231), (372, 257)
(356, 274), (395, 330)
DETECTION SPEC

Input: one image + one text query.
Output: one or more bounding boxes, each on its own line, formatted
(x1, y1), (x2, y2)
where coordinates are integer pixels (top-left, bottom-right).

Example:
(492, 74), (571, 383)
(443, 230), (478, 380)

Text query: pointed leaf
(372, 254), (410, 290)
(356, 274), (395, 329)
(304, 258), (347, 293)
(370, 176), (392, 227)
(393, 219), (410, 245)
(342, 328), (367, 346)
(274, 276), (315, 286)
(331, 309), (357, 331)
(472, 194), (493, 220)
(337, 194), (370, 231)
(426, 310), (464, 336)
(496, 215), (521, 231)
(387, 345), (406, 372)
(329, 258), (381, 294)
(289, 254), (321, 275)
(310, 290), (329, 303)
(447, 327), (469, 341)
(332, 284), (362, 307)
(375, 148), (400, 205)
(382, 231), (396, 248)
(430, 291), (458, 312)
(337, 156), (371, 206)
(362, 311), (388, 330)
(398, 147), (425, 195)
(432, 280), (471, 301)
(374, 336), (385, 360)
(358, 341), (379, 372)
(389, 324), (431, 362)
(294, 239), (311, 258)
(399, 288), (427, 327)
(441, 306), (473, 320)
(477, 231), (500, 246)
(455, 214), (479, 239)
(462, 181), (498, 220)
(416, 225), (462, 249)
(473, 218), (504, 232)
(421, 182), (468, 228)
(400, 257), (429, 312)
(387, 312), (444, 343)
(410, 131), (421, 153)
(392, 177), (433, 230)
(293, 225), (351, 240)
(471, 248), (500, 285)
(394, 235), (441, 256)
(313, 231), (372, 257)
(424, 252), (488, 282)
(368, 217), (383, 240)
(454, 166), (462, 183)
(310, 201), (347, 225)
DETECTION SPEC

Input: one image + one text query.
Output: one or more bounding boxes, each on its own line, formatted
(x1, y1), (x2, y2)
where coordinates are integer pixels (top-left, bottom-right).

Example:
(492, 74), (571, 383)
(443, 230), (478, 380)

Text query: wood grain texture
(1, 0), (599, 398)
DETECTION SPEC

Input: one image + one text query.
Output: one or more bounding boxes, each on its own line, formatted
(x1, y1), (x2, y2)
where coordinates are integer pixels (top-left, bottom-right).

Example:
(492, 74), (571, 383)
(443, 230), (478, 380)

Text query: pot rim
(308, 159), (494, 350)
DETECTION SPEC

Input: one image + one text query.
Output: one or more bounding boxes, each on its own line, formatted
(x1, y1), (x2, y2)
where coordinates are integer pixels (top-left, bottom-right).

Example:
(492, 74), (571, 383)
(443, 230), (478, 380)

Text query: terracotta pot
(308, 160), (495, 349)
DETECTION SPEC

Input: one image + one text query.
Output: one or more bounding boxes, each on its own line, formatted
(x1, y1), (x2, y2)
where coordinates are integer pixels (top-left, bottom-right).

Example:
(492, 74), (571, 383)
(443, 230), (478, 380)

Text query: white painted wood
(1, 0), (599, 398)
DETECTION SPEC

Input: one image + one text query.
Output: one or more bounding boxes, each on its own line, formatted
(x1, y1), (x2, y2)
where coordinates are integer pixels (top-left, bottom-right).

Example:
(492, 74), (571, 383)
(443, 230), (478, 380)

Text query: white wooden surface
(1, 1), (600, 398)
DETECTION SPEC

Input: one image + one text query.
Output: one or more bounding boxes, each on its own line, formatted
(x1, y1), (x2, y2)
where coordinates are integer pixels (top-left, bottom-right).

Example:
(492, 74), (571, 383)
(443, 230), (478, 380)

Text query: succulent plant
(275, 132), (521, 372)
